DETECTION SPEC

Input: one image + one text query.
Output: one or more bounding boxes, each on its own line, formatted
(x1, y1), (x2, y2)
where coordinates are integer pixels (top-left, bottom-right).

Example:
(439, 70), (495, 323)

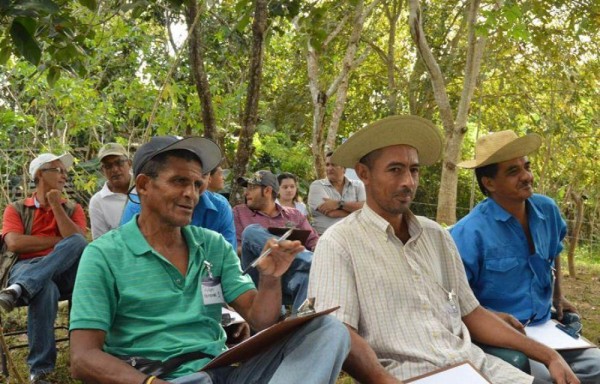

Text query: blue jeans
(172, 315), (350, 384)
(240, 225), (312, 312)
(529, 347), (600, 383)
(7, 234), (87, 375)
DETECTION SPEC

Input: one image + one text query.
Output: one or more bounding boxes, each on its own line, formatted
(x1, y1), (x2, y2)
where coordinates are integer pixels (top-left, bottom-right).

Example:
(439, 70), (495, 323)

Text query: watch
(337, 200), (345, 210)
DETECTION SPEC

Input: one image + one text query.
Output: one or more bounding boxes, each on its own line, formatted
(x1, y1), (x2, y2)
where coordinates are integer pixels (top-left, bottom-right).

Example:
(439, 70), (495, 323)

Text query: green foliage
(0, 0), (96, 79)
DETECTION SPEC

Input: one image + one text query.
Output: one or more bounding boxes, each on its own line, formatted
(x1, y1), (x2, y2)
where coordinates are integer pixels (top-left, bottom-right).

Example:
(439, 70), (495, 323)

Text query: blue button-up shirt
(120, 191), (236, 249)
(450, 194), (566, 324)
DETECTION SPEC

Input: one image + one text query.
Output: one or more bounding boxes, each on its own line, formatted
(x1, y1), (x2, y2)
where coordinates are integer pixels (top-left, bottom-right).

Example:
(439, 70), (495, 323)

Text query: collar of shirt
(123, 215), (202, 258)
(26, 193), (66, 208)
(486, 196), (546, 223)
(361, 203), (423, 244)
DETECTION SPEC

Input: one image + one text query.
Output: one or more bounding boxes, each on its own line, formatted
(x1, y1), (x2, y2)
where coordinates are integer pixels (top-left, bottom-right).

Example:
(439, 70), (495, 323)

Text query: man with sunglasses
(0, 152), (88, 383)
(89, 143), (133, 239)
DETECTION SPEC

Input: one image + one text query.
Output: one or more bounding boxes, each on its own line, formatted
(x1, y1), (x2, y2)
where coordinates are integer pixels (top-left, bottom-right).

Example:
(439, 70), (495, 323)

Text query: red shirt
(2, 194), (87, 259)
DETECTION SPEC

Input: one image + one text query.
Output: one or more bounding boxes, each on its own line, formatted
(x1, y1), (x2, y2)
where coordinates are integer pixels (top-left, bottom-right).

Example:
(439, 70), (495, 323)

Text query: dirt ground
(560, 265), (600, 345)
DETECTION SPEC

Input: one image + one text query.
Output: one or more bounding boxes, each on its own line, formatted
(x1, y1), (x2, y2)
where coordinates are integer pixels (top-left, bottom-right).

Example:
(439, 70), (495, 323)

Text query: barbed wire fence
(0, 155), (597, 261)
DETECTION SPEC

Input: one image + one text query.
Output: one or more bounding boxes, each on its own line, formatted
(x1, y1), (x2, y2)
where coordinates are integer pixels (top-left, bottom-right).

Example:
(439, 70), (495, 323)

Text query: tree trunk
(384, 0), (403, 115)
(301, 0), (380, 177)
(566, 191), (584, 277)
(409, 0), (485, 225)
(229, 0), (268, 205)
(185, 0), (217, 140)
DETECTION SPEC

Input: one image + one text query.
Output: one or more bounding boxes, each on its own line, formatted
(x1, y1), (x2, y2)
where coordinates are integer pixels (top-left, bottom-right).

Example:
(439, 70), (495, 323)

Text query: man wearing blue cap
(69, 136), (349, 384)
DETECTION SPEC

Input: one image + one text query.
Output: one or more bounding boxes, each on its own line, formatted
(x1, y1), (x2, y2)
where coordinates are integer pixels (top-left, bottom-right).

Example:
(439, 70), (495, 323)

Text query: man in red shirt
(233, 170), (318, 312)
(0, 152), (88, 384)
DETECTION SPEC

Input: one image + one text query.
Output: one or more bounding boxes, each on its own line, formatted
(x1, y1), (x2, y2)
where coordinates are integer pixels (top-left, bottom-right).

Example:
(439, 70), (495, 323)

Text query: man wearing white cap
(450, 131), (600, 383)
(309, 116), (579, 384)
(0, 152), (88, 383)
(89, 143), (133, 239)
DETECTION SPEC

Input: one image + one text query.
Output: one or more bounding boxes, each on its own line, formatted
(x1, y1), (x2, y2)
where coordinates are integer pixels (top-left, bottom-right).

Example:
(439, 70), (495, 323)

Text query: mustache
(392, 188), (414, 197)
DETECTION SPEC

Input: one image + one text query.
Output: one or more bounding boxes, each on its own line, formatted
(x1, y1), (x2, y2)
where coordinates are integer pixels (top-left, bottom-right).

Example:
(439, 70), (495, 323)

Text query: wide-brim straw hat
(331, 115), (443, 168)
(457, 130), (542, 169)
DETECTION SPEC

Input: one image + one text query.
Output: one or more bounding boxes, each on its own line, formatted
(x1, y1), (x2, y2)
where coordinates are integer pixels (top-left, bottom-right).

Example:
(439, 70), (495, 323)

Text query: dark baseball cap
(237, 170), (279, 193)
(133, 136), (221, 177)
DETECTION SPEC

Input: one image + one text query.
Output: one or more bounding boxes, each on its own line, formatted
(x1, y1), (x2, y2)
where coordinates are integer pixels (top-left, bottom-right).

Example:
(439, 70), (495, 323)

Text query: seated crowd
(0, 117), (599, 384)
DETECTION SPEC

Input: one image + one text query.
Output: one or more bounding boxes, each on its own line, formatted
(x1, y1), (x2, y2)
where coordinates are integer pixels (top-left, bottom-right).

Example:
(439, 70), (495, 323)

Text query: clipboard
(404, 361), (491, 384)
(525, 319), (596, 350)
(268, 227), (311, 246)
(202, 306), (339, 371)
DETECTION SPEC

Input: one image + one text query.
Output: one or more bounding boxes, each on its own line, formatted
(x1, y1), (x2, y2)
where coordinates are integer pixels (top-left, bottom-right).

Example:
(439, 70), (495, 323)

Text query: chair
(0, 294), (72, 378)
(475, 342), (531, 373)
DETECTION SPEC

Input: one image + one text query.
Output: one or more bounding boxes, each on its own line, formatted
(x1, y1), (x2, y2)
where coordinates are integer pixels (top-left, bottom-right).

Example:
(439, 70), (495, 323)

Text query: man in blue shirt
(451, 130), (600, 383)
(121, 178), (236, 249)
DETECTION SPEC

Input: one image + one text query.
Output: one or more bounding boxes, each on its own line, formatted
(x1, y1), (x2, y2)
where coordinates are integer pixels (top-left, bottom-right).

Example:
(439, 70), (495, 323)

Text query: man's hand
(494, 312), (526, 334)
(317, 198), (340, 215)
(553, 296), (578, 321)
(225, 322), (251, 345)
(46, 189), (63, 208)
(255, 238), (304, 278)
(547, 353), (580, 384)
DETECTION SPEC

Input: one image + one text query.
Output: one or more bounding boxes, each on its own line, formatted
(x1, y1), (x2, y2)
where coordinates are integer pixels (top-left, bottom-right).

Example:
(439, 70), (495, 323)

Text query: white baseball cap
(29, 153), (74, 179)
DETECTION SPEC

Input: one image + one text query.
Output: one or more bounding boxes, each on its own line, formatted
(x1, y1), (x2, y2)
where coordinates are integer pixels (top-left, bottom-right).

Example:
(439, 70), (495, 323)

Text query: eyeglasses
(40, 167), (68, 175)
(101, 159), (128, 171)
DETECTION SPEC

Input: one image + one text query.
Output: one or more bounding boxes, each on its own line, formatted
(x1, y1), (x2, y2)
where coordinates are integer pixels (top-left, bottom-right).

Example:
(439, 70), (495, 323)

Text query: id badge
(201, 260), (225, 305)
(202, 276), (225, 305)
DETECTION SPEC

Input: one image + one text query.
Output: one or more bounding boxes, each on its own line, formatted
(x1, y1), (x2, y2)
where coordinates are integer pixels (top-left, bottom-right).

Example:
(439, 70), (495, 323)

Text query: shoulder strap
(11, 199), (35, 236)
(11, 198), (78, 236)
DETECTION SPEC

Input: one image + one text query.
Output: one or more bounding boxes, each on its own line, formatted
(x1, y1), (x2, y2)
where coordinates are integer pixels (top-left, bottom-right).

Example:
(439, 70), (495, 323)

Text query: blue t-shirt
(121, 191), (236, 249)
(450, 194), (566, 324)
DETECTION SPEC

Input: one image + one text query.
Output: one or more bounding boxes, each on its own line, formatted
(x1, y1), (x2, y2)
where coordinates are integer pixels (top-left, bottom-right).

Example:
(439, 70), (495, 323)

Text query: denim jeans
(240, 224), (312, 312)
(529, 347), (600, 383)
(7, 234), (87, 375)
(172, 315), (350, 384)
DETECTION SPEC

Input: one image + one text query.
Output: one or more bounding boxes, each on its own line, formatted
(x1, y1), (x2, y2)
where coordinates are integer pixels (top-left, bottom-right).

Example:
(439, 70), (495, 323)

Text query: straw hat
(457, 130), (542, 169)
(331, 115), (443, 168)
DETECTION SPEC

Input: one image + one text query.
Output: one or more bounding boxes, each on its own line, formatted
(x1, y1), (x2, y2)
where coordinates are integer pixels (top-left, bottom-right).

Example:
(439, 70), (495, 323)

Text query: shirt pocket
(483, 254), (520, 293)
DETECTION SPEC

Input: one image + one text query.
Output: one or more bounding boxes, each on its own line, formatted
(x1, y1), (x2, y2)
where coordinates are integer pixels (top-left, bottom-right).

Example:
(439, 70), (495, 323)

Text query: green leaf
(77, 0), (98, 11)
(10, 19), (41, 65)
(0, 44), (11, 65)
(47, 66), (61, 87)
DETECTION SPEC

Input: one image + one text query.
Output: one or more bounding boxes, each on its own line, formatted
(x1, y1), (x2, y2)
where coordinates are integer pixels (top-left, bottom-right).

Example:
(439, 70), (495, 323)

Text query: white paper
(525, 320), (593, 350)
(221, 307), (245, 325)
(407, 362), (489, 384)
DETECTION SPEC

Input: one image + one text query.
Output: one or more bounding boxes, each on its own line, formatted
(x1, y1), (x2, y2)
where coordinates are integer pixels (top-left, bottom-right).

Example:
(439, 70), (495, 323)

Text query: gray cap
(133, 136), (221, 177)
(237, 170), (279, 193)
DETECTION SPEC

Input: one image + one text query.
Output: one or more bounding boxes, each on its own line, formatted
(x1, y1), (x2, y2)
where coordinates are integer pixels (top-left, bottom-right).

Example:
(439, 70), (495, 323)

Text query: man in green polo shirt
(69, 136), (350, 384)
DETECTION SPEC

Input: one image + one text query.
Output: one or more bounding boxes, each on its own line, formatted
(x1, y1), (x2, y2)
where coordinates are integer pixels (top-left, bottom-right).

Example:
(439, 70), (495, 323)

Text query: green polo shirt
(70, 216), (255, 379)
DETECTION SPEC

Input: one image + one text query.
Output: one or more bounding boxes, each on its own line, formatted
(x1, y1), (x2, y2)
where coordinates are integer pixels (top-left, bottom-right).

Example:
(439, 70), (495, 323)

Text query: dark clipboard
(202, 306), (339, 371)
(267, 227), (311, 246)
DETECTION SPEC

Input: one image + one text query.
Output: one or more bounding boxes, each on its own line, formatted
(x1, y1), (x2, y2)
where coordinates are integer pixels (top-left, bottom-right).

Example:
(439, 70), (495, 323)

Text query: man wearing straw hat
(309, 116), (579, 384)
(450, 130), (600, 383)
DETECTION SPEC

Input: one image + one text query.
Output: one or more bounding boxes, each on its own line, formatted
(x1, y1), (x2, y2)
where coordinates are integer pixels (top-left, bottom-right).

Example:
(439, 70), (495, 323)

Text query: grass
(1, 258), (599, 383)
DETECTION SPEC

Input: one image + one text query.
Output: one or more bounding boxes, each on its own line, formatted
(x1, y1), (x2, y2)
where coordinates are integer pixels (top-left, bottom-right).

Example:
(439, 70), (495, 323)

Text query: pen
(523, 313), (537, 327)
(242, 227), (295, 275)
